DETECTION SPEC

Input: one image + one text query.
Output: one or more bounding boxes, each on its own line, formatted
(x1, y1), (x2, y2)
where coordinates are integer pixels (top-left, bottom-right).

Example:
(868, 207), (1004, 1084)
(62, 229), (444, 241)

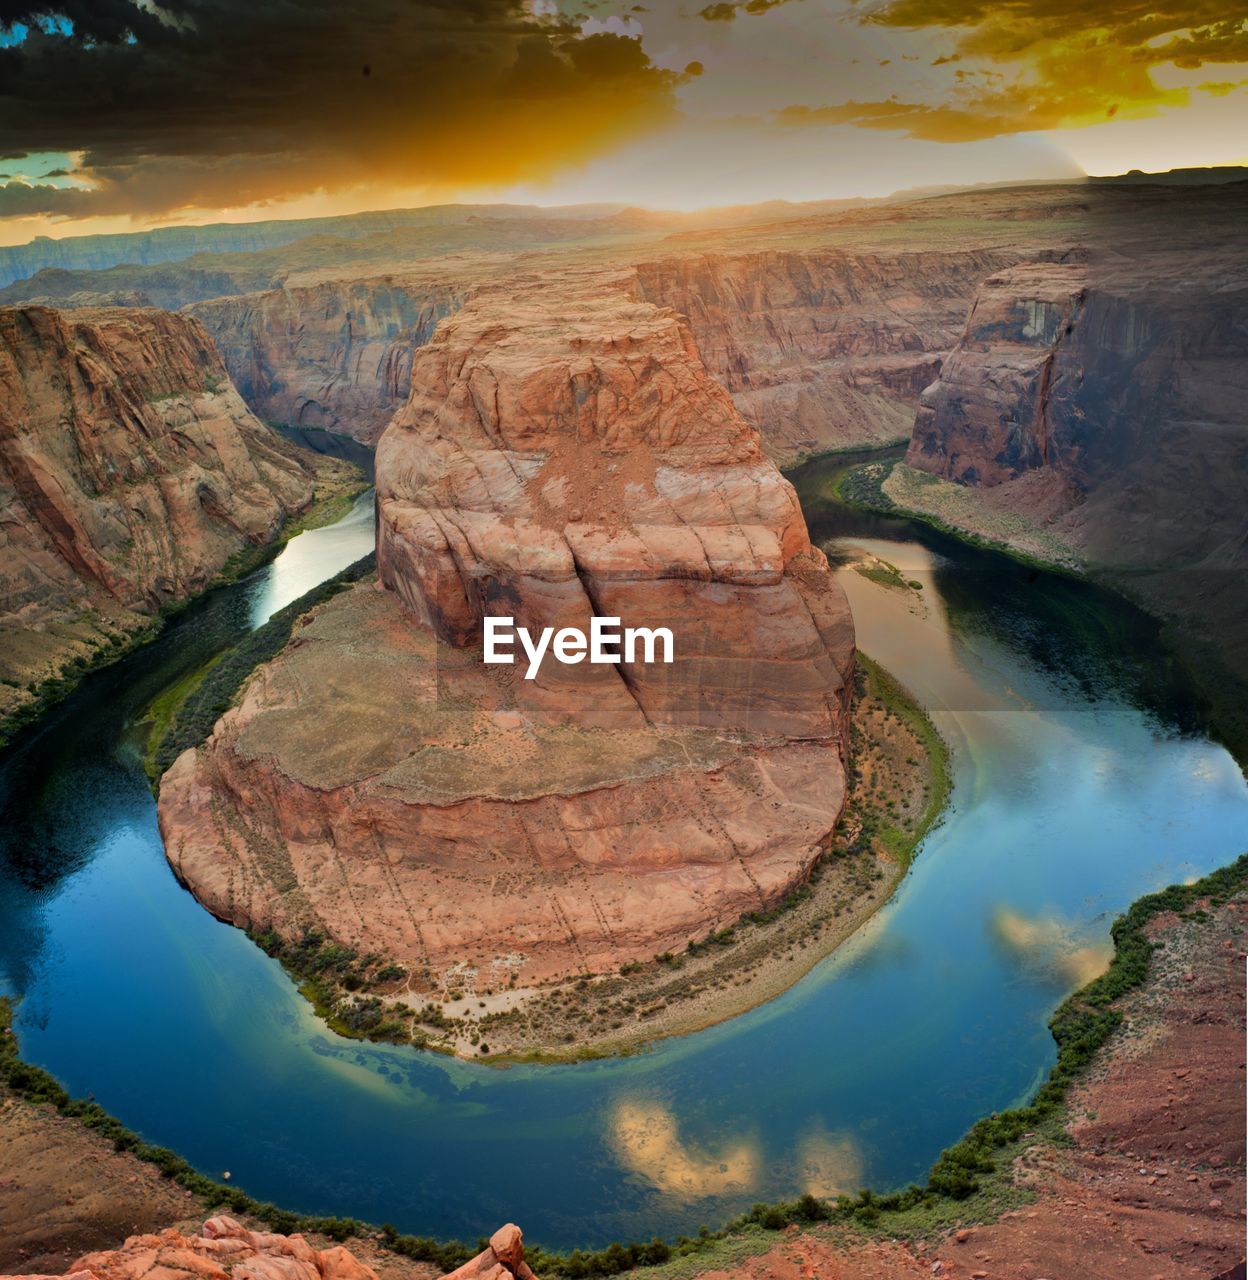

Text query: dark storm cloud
(0, 0), (682, 217)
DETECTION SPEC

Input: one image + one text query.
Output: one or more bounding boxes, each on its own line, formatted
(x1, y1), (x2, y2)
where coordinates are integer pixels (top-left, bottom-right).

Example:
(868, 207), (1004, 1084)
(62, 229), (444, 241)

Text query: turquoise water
(1, 460), (1244, 1249)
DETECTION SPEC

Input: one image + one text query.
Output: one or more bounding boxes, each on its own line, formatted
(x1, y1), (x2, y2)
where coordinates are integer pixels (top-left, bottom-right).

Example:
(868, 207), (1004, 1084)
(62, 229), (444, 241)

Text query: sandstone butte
(157, 268), (856, 988)
(0, 1218), (538, 1280)
(0, 305), (319, 729)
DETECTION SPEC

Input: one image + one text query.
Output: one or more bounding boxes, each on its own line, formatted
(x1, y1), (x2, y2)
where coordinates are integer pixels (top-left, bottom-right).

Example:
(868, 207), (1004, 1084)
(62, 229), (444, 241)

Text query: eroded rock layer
(0, 305), (316, 727)
(159, 272), (854, 987)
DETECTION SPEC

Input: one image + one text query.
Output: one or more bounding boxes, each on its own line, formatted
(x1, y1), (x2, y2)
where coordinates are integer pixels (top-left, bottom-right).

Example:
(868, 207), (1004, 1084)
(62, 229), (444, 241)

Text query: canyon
(0, 172), (1243, 1275)
(0, 305), (345, 738)
(189, 276), (465, 443)
(156, 267), (857, 1000)
(0, 184), (1090, 467)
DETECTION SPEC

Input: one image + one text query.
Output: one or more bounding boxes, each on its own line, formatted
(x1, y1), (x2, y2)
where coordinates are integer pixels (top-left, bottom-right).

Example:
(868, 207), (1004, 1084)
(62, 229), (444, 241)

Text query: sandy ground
(0, 1088), (203, 1274)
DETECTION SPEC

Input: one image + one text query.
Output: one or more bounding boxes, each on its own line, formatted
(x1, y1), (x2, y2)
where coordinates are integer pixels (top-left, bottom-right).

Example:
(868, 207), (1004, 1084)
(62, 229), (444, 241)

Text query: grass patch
(857, 653), (950, 869)
(139, 652), (224, 780)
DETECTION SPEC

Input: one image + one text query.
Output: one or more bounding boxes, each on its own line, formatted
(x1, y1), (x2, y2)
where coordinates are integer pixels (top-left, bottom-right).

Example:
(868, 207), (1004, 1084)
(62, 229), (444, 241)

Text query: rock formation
(0, 1217), (539, 1280)
(158, 270), (854, 990)
(634, 247), (1019, 463)
(191, 277), (465, 442)
(0, 305), (317, 730)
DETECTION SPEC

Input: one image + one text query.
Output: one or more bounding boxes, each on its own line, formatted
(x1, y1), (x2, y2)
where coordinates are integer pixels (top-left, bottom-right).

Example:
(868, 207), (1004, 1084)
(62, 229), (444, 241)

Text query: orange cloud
(777, 3), (1245, 142)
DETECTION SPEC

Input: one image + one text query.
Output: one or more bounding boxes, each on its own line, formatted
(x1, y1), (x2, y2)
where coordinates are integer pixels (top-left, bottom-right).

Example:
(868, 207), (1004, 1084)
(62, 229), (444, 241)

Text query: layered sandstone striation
(158, 271), (854, 992)
(0, 1217), (538, 1280)
(634, 247), (1019, 463)
(190, 277), (466, 442)
(0, 305), (318, 730)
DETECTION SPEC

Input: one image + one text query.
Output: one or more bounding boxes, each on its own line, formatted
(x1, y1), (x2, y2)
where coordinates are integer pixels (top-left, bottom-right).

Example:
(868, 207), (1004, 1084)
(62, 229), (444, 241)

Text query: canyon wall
(159, 269), (855, 990)
(635, 247), (1020, 463)
(0, 305), (317, 730)
(179, 244), (1020, 457)
(899, 183), (1248, 732)
(189, 276), (466, 442)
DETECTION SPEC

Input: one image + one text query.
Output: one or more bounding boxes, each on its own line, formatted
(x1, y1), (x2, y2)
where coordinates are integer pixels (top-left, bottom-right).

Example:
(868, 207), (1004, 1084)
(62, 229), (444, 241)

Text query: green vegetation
(139, 652), (224, 778)
(834, 459), (1085, 579)
(2, 855), (1243, 1275)
(149, 551), (376, 777)
(856, 654), (950, 869)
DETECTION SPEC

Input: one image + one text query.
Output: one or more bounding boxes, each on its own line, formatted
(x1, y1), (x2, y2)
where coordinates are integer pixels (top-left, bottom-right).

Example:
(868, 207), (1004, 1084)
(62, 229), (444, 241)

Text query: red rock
(192, 276), (464, 444)
(159, 271), (854, 989)
(310, 1251), (376, 1280)
(488, 1227), (523, 1270)
(0, 304), (317, 727)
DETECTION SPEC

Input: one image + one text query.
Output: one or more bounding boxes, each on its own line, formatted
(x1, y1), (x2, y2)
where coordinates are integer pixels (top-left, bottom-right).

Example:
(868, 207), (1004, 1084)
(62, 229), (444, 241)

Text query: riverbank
(833, 456), (1089, 578)
(834, 454), (1248, 769)
(0, 450), (366, 755)
(237, 648), (949, 1064)
(141, 550), (376, 780)
(668, 857), (1248, 1280)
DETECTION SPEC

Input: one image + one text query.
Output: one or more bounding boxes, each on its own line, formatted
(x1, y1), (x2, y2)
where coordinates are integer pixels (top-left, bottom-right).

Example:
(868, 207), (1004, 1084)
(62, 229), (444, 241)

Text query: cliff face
(189, 277), (465, 442)
(180, 244), (1018, 459)
(0, 305), (315, 728)
(901, 184), (1248, 711)
(634, 247), (1020, 463)
(158, 271), (854, 990)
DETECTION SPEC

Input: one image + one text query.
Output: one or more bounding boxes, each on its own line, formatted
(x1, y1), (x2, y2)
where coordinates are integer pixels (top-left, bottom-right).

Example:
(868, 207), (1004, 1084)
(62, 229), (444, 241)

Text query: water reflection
(990, 906), (1113, 988)
(796, 1126), (864, 1198)
(612, 1098), (759, 1198)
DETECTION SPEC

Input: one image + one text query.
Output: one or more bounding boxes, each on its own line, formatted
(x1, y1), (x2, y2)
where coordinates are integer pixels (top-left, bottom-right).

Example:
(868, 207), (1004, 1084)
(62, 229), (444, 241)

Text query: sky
(0, 0), (1243, 244)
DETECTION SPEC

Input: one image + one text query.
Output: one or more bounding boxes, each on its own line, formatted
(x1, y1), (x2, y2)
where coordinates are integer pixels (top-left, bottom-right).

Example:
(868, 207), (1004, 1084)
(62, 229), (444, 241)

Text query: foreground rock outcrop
(0, 1217), (538, 1280)
(0, 305), (318, 733)
(158, 269), (854, 996)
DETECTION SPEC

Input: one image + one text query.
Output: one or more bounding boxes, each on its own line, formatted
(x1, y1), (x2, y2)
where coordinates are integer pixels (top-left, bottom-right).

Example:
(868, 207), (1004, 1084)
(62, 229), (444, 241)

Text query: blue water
(1, 461), (1244, 1249)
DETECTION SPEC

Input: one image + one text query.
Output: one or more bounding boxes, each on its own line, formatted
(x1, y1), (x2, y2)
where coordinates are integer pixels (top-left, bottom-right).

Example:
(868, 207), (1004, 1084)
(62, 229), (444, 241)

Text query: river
(1, 455), (1244, 1249)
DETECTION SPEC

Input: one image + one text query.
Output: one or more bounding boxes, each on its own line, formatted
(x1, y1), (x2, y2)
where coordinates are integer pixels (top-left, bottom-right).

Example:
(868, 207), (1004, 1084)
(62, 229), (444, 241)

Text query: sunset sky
(0, 0), (1244, 244)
